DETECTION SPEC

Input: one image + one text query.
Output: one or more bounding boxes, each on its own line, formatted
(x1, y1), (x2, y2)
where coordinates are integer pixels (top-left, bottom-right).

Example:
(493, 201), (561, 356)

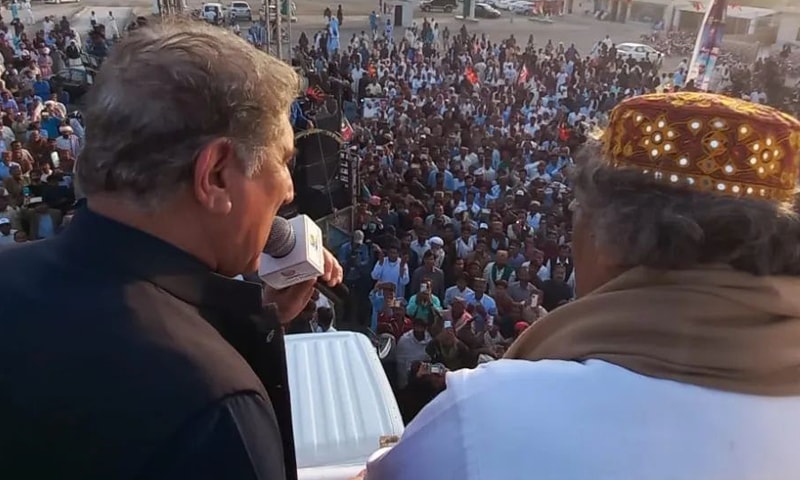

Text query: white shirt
(394, 330), (431, 389)
(371, 258), (410, 297)
(455, 237), (475, 259)
(367, 359), (800, 479)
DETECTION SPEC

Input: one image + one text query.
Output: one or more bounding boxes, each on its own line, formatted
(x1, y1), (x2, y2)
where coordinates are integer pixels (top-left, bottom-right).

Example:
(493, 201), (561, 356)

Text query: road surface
(12, 0), (682, 73)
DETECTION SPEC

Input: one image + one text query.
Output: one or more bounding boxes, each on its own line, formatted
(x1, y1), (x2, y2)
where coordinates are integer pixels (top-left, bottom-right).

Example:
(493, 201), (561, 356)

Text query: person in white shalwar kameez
(365, 92), (800, 480)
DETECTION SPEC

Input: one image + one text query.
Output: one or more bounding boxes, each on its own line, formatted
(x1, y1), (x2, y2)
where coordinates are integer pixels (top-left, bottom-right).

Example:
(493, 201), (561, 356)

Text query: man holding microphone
(0, 22), (342, 480)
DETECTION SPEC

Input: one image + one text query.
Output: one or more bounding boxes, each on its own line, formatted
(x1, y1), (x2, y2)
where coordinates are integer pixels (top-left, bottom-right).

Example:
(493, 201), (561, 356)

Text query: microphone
(259, 216), (349, 299)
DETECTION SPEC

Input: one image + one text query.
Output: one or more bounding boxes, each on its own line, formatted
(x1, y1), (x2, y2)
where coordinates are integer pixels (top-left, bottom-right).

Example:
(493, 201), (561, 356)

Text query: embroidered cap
(602, 92), (800, 202)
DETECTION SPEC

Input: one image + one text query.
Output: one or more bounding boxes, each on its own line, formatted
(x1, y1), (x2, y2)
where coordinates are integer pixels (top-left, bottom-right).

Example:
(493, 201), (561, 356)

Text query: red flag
(464, 66), (479, 85)
(517, 65), (530, 85)
(368, 63), (377, 78)
(305, 86), (326, 101)
(341, 116), (354, 142)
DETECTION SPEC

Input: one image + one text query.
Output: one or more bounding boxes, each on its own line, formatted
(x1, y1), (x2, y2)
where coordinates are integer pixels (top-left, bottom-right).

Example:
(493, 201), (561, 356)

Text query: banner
(362, 97), (387, 119)
(685, 0), (727, 92)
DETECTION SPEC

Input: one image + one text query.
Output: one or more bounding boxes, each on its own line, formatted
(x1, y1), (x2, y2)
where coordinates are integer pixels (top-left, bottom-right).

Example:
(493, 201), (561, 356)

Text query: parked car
(229, 0), (252, 20)
(475, 3), (502, 18)
(420, 0), (459, 13)
(201, 2), (226, 24)
(509, 0), (535, 14)
(616, 42), (664, 68)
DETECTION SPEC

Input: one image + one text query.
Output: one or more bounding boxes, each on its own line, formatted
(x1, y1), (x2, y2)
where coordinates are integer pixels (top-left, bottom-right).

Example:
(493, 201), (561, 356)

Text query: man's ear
(193, 138), (235, 215)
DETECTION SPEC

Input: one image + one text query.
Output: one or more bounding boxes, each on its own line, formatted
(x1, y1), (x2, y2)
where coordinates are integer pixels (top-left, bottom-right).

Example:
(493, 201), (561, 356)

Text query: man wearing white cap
(428, 236), (445, 269)
(0, 217), (14, 248)
(55, 125), (81, 160)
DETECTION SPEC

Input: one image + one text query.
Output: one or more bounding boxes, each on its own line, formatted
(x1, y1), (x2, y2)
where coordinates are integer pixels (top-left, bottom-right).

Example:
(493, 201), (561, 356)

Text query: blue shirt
(33, 80), (51, 99)
(369, 290), (386, 332)
(36, 214), (55, 239)
(290, 101), (309, 129)
(42, 117), (61, 139)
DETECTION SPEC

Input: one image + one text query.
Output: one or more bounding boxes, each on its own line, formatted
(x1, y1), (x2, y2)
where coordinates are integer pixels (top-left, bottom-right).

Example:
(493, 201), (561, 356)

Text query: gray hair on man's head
(76, 20), (299, 208)
(571, 141), (800, 276)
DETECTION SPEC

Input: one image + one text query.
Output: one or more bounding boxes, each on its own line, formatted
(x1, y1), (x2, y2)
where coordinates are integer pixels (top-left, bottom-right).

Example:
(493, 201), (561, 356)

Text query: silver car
(229, 1), (252, 21)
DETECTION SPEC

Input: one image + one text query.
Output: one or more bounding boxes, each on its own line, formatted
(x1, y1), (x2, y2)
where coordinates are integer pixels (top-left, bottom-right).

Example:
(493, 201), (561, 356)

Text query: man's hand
(265, 249), (343, 323)
(320, 248), (344, 287)
(265, 279), (316, 324)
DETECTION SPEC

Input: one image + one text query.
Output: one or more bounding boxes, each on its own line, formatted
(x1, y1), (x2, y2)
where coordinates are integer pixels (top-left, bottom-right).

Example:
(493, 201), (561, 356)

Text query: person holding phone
(371, 245), (410, 299)
(406, 279), (442, 324)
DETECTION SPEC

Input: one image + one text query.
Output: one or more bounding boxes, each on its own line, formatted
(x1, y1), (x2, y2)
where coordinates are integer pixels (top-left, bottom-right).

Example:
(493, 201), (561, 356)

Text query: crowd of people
(278, 14), (800, 421)
(0, 6), (101, 249)
(5, 17), (800, 478)
(0, 5), (142, 248)
(2, 3), (800, 423)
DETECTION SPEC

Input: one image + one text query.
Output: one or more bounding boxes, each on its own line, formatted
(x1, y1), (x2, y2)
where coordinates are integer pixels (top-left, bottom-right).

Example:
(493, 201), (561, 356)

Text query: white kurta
(367, 359), (800, 480)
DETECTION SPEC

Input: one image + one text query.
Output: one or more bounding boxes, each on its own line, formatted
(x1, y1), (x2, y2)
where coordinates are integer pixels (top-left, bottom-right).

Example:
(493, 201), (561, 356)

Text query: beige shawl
(505, 266), (800, 396)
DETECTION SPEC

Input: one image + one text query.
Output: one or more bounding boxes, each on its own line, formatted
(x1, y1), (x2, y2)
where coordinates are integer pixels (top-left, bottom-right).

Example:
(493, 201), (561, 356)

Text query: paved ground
(10, 0), (682, 72)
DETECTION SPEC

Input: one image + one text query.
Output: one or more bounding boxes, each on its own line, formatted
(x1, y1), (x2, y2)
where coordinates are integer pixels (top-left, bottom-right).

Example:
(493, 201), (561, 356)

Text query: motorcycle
(368, 311), (414, 361)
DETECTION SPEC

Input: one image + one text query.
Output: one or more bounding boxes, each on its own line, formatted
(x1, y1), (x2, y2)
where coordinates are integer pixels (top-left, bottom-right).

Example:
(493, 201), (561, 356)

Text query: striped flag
(517, 64), (530, 85)
(686, 0), (727, 92)
(341, 116), (354, 142)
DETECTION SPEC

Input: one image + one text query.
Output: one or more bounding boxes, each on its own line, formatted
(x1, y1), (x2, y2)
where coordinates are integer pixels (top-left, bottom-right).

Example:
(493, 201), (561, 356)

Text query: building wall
(629, 1), (667, 23)
(775, 12), (800, 46)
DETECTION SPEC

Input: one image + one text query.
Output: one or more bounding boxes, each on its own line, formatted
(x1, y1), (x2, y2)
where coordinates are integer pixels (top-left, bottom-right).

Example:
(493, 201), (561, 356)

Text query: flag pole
(685, 0), (728, 92)
(275, 0), (283, 60)
(286, 1), (292, 62)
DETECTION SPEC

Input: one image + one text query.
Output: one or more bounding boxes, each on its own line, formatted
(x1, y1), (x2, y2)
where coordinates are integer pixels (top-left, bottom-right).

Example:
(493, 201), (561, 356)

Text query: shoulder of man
(143, 393), (286, 480)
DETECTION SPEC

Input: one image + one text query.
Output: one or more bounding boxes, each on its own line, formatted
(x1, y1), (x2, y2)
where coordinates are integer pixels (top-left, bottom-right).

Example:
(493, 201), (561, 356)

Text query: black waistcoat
(0, 208), (297, 480)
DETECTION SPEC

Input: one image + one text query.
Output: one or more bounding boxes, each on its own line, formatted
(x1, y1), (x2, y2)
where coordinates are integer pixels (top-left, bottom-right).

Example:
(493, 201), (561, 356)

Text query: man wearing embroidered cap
(366, 92), (800, 479)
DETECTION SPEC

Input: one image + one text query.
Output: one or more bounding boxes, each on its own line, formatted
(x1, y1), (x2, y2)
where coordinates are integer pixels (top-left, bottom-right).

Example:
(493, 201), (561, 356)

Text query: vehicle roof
(286, 332), (404, 469)
(617, 42), (651, 49)
(202, 2), (223, 7)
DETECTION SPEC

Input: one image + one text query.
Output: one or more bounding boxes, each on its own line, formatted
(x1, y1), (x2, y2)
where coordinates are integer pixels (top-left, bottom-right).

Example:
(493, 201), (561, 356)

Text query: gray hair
(571, 141), (800, 276)
(76, 20), (299, 207)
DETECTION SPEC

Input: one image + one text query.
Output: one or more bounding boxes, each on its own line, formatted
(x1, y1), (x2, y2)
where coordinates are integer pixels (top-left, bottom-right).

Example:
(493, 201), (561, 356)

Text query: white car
(202, 2), (226, 23)
(229, 0), (252, 20)
(44, 0), (80, 4)
(509, 1), (535, 15)
(485, 0), (514, 10)
(616, 42), (664, 66)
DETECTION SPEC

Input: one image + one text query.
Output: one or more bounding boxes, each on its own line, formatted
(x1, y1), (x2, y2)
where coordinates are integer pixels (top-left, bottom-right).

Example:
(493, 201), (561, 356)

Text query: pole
(286, 2), (292, 62)
(276, 0), (283, 61)
(263, 0), (272, 53)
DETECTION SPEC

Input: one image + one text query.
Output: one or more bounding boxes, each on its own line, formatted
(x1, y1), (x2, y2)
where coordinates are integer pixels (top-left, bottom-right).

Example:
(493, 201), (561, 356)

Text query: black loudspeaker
(290, 112), (350, 220)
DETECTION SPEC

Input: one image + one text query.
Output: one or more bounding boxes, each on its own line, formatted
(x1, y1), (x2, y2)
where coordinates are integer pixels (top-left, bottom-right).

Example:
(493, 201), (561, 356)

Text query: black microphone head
(264, 217), (296, 258)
